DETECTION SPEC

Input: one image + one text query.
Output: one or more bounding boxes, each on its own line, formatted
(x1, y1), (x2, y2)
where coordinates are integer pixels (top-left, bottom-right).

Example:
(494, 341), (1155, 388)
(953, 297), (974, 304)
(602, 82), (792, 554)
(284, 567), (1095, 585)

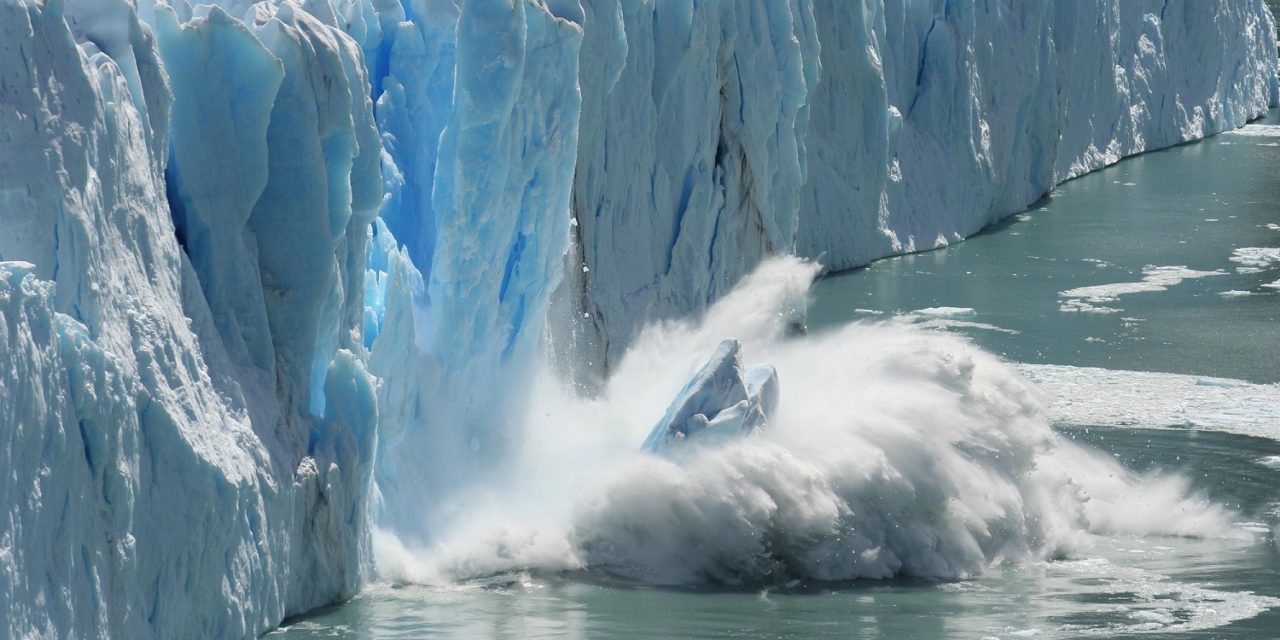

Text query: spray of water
(374, 257), (1239, 586)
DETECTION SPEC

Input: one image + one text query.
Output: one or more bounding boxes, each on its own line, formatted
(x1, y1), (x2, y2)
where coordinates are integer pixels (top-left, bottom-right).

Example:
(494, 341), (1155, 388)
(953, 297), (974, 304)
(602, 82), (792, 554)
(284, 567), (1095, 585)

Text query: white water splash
(375, 258), (1243, 587)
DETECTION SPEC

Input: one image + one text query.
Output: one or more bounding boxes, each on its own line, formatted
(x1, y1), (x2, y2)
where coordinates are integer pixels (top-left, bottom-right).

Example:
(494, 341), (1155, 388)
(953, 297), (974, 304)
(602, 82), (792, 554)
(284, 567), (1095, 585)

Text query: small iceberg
(911, 306), (977, 318)
(641, 339), (779, 453)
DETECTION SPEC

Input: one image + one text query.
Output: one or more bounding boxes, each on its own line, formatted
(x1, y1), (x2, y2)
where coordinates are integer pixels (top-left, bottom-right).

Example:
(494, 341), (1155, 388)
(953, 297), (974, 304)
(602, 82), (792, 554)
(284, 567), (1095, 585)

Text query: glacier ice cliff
(553, 0), (819, 380)
(560, 0), (1280, 374)
(1, 0), (377, 636)
(353, 0), (585, 538)
(797, 0), (1280, 272)
(0, 0), (1278, 637)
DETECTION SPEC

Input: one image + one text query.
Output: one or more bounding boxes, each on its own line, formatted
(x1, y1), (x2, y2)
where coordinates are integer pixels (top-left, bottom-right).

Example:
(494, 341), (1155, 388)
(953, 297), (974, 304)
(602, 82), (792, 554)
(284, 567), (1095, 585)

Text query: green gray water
(273, 120), (1280, 638)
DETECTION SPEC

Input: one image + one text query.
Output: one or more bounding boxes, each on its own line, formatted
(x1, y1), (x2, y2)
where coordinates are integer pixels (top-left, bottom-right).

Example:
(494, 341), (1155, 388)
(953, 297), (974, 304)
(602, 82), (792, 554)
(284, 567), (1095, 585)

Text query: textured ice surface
(0, 0), (376, 637)
(2, 0), (1279, 637)
(1230, 247), (1280, 271)
(640, 339), (778, 454)
(799, 0), (1280, 271)
(559, 0), (1280, 372)
(358, 0), (585, 538)
(1019, 364), (1280, 440)
(911, 307), (978, 318)
(555, 0), (819, 379)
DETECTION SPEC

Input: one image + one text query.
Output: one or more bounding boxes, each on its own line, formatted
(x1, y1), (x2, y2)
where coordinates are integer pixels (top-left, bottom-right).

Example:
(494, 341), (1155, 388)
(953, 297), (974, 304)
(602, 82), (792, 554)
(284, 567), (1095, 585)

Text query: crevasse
(0, 0), (1276, 637)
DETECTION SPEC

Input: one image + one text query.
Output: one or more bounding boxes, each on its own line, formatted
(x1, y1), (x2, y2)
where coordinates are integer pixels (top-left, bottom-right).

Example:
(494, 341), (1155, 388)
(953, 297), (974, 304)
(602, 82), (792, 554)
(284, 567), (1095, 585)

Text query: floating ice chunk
(911, 307), (977, 318)
(641, 339), (778, 453)
(1060, 300), (1124, 314)
(1219, 290), (1257, 297)
(1058, 265), (1224, 312)
(1230, 247), (1280, 271)
(1062, 266), (1225, 301)
(1018, 364), (1280, 439)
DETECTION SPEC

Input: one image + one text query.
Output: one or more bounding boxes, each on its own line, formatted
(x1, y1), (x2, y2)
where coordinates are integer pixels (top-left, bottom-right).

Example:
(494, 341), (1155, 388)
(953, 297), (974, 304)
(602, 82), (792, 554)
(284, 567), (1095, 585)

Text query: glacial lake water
(272, 119), (1280, 638)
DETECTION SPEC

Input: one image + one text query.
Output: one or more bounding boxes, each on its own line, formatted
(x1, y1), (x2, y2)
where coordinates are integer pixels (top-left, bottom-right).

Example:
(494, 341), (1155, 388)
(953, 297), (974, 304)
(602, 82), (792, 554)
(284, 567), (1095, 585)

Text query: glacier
(1, 0), (381, 635)
(560, 0), (1280, 373)
(1, 0), (1277, 637)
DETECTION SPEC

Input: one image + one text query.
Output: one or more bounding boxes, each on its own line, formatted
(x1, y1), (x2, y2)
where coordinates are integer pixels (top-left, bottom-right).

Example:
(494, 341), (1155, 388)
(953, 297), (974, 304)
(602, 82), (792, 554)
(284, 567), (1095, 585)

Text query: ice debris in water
(1230, 247), (1280, 271)
(911, 307), (978, 318)
(641, 339), (779, 454)
(1059, 265), (1224, 312)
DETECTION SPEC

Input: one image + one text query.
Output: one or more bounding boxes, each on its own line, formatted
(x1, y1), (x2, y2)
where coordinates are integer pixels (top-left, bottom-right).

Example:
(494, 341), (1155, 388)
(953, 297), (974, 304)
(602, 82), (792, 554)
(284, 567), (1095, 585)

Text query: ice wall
(798, 0), (1280, 272)
(1, 0), (377, 636)
(355, 0), (585, 538)
(557, 0), (819, 379)
(563, 0), (1280, 372)
(2, 0), (584, 633)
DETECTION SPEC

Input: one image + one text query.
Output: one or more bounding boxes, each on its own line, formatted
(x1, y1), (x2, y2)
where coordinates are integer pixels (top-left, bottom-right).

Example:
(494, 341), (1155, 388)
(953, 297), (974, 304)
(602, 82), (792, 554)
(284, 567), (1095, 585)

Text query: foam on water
(893, 310), (1021, 336)
(374, 258), (1244, 587)
(1020, 364), (1280, 439)
(1047, 558), (1280, 636)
